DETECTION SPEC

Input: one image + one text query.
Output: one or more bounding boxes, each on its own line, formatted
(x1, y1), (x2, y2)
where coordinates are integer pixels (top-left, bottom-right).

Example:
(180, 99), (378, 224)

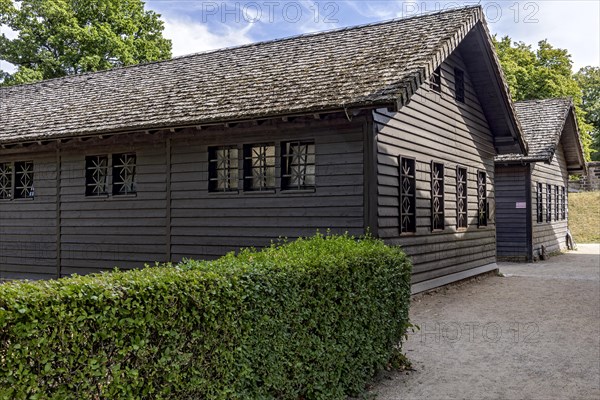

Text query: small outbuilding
(1, 6), (527, 291)
(495, 98), (586, 261)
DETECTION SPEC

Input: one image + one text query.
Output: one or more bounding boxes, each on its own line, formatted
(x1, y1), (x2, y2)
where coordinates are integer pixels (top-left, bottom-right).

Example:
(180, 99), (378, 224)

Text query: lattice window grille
(112, 153), (136, 195)
(430, 67), (442, 93)
(537, 183), (543, 223)
(85, 155), (109, 196)
(14, 161), (34, 199)
(244, 144), (275, 191)
(282, 141), (315, 190)
(477, 171), (487, 227)
(431, 162), (445, 231)
(399, 157), (416, 233)
(546, 184), (552, 222)
(209, 146), (238, 192)
(0, 163), (12, 200)
(555, 186), (560, 221)
(561, 186), (566, 220)
(456, 166), (468, 229)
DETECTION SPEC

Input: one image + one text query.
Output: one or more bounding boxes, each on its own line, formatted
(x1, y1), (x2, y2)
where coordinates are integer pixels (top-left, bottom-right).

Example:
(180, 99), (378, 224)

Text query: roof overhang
(560, 105), (587, 175)
(456, 22), (527, 156)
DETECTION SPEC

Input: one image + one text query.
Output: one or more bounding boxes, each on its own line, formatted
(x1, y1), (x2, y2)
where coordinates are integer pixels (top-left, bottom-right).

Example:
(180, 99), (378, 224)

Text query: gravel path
(370, 244), (600, 400)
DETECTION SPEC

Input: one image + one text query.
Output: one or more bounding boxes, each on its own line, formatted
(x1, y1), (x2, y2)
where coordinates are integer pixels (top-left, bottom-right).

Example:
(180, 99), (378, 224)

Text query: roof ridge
(0, 5), (481, 90)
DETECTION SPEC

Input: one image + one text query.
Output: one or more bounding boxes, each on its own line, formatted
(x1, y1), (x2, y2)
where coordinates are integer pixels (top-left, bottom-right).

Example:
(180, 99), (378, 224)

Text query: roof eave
(0, 101), (395, 148)
(476, 23), (528, 155)
(566, 105), (588, 174)
(494, 156), (549, 165)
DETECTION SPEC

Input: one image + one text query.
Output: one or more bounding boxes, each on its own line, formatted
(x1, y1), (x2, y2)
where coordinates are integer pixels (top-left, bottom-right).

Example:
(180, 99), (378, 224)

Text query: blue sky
(146, 0), (599, 71)
(1, 1), (598, 73)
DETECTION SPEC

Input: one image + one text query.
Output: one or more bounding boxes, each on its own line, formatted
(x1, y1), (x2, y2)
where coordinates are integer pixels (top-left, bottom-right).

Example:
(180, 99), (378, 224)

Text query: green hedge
(0, 234), (412, 399)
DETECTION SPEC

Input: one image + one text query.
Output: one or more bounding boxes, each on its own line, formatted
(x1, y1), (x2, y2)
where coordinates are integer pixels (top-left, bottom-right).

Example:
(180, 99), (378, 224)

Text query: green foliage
(493, 36), (594, 160)
(0, 234), (412, 399)
(0, 0), (172, 85)
(574, 67), (600, 161)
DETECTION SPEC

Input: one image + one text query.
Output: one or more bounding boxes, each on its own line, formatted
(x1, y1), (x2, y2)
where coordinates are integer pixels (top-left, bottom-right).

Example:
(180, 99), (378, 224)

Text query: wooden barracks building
(0, 6), (532, 292)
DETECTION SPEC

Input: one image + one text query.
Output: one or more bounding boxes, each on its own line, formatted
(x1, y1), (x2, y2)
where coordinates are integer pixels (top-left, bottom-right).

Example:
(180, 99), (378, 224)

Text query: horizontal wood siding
(59, 140), (168, 276)
(1, 115), (365, 278)
(169, 118), (365, 261)
(495, 165), (530, 260)
(0, 155), (57, 279)
(531, 143), (569, 256)
(374, 52), (497, 285)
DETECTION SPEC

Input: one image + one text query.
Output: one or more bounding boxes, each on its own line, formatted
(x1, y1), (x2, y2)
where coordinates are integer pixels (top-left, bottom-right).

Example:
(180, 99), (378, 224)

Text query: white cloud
(162, 16), (256, 56)
(289, 1), (341, 33)
(343, 1), (404, 20)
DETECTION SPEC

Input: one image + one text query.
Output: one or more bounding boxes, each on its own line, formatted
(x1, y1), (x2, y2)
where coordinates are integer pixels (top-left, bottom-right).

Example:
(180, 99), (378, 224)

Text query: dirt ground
(369, 244), (600, 400)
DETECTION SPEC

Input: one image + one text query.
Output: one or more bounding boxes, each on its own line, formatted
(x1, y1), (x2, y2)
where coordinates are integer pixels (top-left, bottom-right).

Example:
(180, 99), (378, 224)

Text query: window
(282, 141), (315, 190)
(561, 186), (566, 220)
(431, 162), (445, 231)
(546, 184), (552, 222)
(0, 161), (34, 200)
(85, 155), (109, 196)
(0, 162), (12, 200)
(536, 182), (543, 223)
(454, 68), (465, 103)
(112, 153), (136, 195)
(399, 156), (416, 233)
(244, 144), (275, 191)
(14, 161), (34, 199)
(456, 166), (468, 229)
(555, 186), (560, 221)
(477, 170), (487, 227)
(430, 67), (441, 93)
(208, 146), (238, 192)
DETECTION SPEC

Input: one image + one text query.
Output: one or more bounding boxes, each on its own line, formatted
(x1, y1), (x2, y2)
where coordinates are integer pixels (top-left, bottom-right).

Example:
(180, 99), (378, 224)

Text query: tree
(0, 0), (171, 85)
(493, 36), (593, 160)
(574, 67), (600, 161)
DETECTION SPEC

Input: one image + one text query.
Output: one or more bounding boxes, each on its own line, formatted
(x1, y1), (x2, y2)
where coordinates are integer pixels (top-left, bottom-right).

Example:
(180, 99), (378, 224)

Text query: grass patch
(569, 191), (600, 243)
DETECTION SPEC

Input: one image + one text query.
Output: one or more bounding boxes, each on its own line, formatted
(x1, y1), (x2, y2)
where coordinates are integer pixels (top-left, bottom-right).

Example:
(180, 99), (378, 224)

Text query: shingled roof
(495, 98), (586, 173)
(0, 5), (524, 152)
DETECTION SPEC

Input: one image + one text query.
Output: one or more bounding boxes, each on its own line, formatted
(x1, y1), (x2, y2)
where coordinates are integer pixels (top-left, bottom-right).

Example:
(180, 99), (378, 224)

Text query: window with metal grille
(430, 67), (441, 93)
(112, 153), (136, 195)
(244, 144), (275, 191)
(0, 162), (12, 200)
(555, 186), (560, 221)
(399, 156), (416, 233)
(454, 68), (465, 103)
(561, 186), (566, 220)
(85, 155), (109, 196)
(282, 141), (315, 190)
(456, 166), (468, 229)
(208, 146), (238, 192)
(546, 184), (552, 222)
(431, 162), (445, 231)
(14, 161), (34, 199)
(537, 182), (543, 223)
(477, 170), (487, 227)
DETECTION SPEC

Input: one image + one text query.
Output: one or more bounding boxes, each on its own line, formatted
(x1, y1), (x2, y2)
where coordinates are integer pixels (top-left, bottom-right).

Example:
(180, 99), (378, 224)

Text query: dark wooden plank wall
(530, 143), (569, 255)
(0, 154), (57, 279)
(374, 51), (497, 284)
(169, 118), (366, 262)
(0, 115), (366, 278)
(58, 139), (169, 276)
(495, 164), (530, 260)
